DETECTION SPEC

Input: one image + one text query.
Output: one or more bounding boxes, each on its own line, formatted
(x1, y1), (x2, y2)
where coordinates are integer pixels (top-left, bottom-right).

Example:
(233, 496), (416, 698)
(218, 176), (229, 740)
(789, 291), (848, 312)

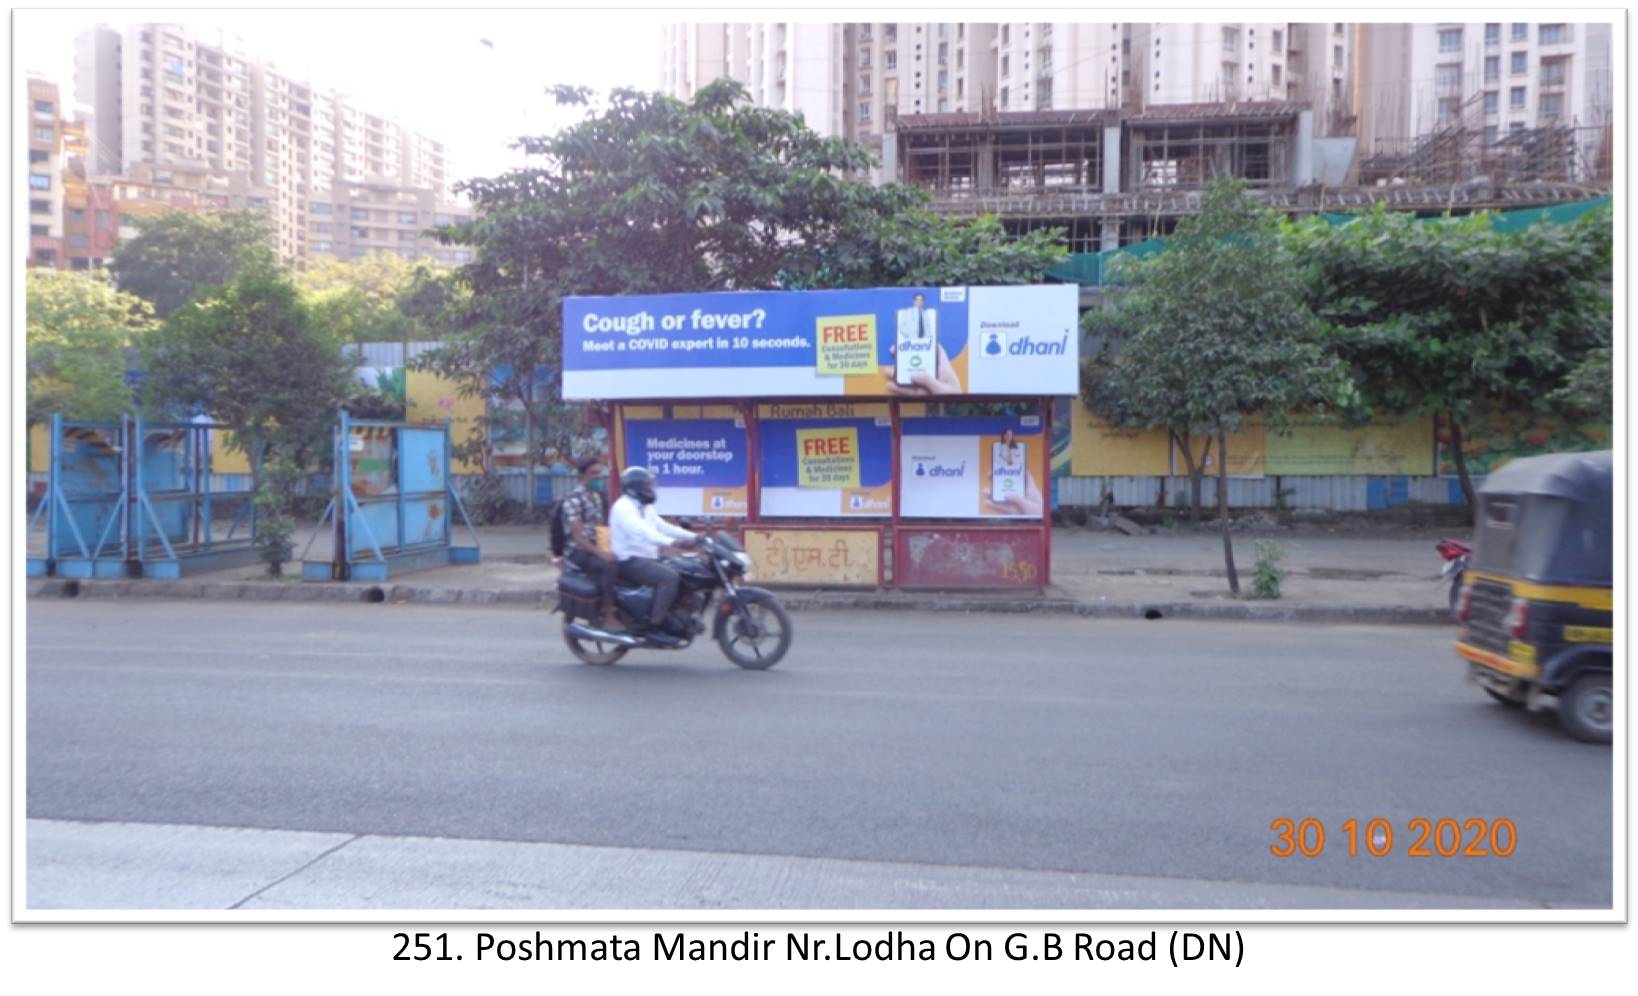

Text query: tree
(1080, 179), (1349, 594)
(26, 269), (155, 423)
(111, 210), (276, 319)
(1551, 347), (1613, 424)
(1290, 205), (1613, 511)
(421, 80), (1063, 507)
(140, 266), (356, 476)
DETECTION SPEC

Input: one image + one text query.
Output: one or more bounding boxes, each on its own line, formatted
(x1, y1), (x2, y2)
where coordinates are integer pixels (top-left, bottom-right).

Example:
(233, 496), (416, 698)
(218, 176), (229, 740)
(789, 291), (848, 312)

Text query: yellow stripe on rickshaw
(1455, 641), (1542, 680)
(1461, 571), (1613, 611)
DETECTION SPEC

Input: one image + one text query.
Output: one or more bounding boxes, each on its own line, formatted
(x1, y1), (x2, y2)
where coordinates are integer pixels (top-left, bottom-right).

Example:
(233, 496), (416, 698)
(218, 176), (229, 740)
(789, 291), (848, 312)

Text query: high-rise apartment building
(26, 78), (67, 268)
(661, 22), (1355, 155)
(1355, 21), (1612, 162)
(73, 22), (458, 263)
(660, 23), (847, 137)
(309, 180), (473, 265)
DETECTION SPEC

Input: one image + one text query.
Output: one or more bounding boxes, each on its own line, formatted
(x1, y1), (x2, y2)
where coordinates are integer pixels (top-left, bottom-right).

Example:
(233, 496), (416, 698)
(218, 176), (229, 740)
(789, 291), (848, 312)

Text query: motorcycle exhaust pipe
(565, 622), (641, 647)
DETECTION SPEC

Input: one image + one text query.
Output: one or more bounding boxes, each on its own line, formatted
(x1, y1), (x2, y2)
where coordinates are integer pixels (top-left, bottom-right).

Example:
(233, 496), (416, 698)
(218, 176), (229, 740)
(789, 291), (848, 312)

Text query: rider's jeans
(616, 556), (680, 625)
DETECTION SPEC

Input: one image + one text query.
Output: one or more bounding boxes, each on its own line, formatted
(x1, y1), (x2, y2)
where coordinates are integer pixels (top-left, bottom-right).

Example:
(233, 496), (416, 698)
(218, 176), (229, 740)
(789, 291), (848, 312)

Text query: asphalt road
(25, 600), (1613, 909)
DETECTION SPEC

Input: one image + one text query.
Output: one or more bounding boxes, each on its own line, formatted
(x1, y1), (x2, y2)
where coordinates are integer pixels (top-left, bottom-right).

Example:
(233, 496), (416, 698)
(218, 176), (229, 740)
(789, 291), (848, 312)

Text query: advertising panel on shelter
(756, 402), (893, 517)
(622, 417), (749, 518)
(900, 412), (1046, 519)
(562, 284), (1079, 400)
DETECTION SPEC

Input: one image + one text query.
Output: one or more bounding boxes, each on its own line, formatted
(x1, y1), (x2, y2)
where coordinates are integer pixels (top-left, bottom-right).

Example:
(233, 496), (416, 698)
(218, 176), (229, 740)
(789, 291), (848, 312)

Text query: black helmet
(620, 465), (658, 504)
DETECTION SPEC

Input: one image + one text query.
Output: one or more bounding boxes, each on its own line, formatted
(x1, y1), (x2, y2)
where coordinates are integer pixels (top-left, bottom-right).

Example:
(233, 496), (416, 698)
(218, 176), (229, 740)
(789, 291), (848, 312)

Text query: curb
(26, 578), (1451, 626)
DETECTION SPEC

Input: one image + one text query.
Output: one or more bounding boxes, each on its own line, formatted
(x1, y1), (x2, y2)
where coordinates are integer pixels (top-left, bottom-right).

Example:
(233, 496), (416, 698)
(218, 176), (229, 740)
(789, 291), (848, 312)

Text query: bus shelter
(562, 284), (1079, 591)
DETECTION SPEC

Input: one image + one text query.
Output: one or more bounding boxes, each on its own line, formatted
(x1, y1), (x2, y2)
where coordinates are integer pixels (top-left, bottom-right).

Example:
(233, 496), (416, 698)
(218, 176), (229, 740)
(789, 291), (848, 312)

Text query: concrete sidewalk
(27, 521), (1466, 625)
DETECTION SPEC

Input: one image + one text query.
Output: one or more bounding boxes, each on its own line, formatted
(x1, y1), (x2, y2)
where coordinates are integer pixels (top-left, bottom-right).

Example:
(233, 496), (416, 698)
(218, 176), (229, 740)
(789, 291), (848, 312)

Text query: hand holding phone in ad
(993, 468), (1043, 517)
(885, 342), (961, 396)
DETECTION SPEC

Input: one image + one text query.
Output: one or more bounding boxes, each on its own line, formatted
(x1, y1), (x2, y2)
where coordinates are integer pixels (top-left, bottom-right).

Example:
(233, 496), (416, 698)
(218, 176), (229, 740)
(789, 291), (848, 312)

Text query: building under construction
(886, 100), (1611, 253)
(1358, 121), (1614, 188)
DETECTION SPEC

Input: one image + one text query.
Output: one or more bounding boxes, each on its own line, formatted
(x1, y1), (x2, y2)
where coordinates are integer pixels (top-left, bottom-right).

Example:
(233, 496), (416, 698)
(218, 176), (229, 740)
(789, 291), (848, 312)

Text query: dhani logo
(846, 492), (890, 512)
(703, 490), (748, 513)
(1005, 332), (1071, 356)
(912, 457), (967, 479)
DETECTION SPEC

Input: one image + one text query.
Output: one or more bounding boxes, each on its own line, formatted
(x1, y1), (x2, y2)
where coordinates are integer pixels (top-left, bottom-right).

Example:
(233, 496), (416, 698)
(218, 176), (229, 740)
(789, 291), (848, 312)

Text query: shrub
(1250, 540), (1287, 600)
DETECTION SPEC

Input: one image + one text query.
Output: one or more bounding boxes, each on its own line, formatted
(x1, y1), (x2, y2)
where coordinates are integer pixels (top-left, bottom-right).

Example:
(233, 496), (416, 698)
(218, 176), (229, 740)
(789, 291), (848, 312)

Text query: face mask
(588, 478), (607, 494)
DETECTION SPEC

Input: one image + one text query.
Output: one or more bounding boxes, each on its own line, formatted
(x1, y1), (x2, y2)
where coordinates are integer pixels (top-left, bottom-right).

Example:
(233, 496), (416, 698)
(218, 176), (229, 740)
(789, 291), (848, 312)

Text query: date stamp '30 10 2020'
(1270, 818), (1518, 859)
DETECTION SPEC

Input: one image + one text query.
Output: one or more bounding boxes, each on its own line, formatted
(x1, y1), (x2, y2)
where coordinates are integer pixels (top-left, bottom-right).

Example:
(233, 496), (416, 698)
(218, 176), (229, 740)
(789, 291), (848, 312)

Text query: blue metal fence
(302, 412), (480, 582)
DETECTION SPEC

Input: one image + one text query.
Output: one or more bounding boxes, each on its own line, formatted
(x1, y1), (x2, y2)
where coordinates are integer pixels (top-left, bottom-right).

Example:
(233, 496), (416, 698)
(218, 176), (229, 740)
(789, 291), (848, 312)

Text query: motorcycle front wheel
(716, 590), (792, 670)
(563, 627), (629, 666)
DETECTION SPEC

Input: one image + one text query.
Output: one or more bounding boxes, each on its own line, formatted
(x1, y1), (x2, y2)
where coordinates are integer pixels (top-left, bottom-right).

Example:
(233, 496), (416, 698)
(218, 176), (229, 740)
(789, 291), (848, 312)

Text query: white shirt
(609, 494), (696, 561)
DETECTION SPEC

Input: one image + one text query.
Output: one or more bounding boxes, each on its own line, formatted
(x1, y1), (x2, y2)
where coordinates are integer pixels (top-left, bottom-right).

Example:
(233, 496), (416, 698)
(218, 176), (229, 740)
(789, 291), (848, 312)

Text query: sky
(15, 8), (666, 187)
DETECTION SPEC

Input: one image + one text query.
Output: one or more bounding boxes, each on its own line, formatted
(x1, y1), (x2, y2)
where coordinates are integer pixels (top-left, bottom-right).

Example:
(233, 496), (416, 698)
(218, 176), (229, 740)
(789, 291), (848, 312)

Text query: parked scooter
(554, 531), (792, 669)
(1435, 538), (1472, 616)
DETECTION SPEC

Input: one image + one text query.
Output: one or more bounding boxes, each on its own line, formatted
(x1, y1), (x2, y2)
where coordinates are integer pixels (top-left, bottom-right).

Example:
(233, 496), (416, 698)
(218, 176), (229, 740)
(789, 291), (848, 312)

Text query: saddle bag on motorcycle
(555, 570), (603, 620)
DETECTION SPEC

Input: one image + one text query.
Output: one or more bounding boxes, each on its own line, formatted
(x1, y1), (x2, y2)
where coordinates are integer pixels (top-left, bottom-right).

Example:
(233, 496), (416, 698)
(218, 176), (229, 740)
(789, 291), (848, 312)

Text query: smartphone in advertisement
(895, 300), (937, 386)
(990, 440), (1027, 504)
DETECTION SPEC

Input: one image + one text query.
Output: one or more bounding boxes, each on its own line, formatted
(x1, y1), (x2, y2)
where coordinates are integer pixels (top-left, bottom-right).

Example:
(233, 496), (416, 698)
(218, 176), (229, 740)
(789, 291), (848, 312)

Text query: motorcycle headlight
(732, 551), (752, 576)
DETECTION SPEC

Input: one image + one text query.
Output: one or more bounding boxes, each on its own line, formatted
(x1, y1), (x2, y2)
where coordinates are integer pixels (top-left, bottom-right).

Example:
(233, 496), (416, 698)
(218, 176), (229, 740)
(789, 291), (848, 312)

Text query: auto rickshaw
(1455, 450), (1614, 743)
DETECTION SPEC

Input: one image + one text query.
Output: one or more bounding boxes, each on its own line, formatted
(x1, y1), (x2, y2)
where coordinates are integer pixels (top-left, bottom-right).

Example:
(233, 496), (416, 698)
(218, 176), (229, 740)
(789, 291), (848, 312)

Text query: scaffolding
(1358, 121), (1612, 188)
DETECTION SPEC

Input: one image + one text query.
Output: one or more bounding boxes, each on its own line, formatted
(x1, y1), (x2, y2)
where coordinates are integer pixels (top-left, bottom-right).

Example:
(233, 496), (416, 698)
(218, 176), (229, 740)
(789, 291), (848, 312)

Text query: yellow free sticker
(815, 314), (879, 376)
(796, 427), (862, 489)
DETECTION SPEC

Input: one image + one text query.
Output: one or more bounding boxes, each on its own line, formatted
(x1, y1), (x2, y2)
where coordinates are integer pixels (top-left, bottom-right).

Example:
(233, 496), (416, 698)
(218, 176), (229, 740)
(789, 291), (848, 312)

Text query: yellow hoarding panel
(1068, 400), (1171, 476)
(1172, 424), (1265, 478)
(406, 370), (485, 474)
(211, 431), (254, 474)
(1267, 417), (1435, 476)
(29, 423), (49, 473)
(743, 527), (880, 587)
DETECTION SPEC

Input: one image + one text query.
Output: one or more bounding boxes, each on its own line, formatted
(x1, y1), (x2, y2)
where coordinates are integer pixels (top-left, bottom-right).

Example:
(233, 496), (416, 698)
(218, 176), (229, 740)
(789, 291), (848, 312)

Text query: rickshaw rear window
(1484, 501), (1517, 527)
(1472, 495), (1608, 583)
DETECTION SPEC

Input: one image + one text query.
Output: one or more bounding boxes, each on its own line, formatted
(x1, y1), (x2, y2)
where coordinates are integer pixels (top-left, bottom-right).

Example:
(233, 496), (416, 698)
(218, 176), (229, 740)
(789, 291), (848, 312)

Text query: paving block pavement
(26, 523), (1465, 625)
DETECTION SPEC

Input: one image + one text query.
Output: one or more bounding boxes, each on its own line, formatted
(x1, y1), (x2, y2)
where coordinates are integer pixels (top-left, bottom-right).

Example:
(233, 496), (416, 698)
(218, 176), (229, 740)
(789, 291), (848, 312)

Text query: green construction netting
(1047, 196), (1611, 287)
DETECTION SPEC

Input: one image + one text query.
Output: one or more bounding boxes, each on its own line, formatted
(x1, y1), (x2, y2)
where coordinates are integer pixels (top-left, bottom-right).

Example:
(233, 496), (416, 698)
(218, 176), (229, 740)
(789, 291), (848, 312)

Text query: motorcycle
(1435, 538), (1472, 616)
(554, 531), (792, 669)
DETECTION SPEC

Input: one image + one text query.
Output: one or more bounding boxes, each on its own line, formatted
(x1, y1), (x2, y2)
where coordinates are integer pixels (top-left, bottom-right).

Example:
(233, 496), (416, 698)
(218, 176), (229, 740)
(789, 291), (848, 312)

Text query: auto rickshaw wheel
(1482, 687), (1526, 709)
(1557, 672), (1613, 744)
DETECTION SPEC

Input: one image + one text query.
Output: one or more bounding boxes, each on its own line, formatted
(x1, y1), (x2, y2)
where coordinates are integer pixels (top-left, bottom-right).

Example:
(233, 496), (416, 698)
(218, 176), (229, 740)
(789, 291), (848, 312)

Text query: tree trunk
(1447, 412), (1477, 525)
(1217, 428), (1239, 596)
(1173, 431), (1212, 524)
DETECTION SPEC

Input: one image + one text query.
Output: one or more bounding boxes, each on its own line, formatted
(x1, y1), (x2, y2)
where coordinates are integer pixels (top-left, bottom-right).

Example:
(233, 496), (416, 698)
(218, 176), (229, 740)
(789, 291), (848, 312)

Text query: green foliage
(1288, 205), (1611, 424)
(253, 454), (299, 577)
(26, 269), (155, 423)
(1287, 205), (1612, 507)
(111, 210), (276, 319)
(1549, 346), (1613, 424)
(295, 253), (465, 349)
(1249, 541), (1286, 600)
(1081, 179), (1349, 575)
(1085, 179), (1349, 440)
(140, 266), (356, 467)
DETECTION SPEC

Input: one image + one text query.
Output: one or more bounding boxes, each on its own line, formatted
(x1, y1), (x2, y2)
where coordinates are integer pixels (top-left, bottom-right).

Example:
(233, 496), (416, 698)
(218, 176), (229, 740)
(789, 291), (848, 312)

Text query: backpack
(549, 498), (570, 557)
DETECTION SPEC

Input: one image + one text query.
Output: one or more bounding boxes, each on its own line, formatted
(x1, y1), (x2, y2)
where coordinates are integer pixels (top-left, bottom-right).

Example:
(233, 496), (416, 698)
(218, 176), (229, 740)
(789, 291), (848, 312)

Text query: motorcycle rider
(609, 466), (699, 637)
(560, 455), (622, 633)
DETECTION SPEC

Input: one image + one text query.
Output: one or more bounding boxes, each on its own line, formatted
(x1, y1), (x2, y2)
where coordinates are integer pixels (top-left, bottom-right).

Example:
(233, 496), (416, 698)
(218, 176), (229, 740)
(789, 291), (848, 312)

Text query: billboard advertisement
(757, 402), (893, 518)
(562, 284), (1078, 400)
(622, 417), (749, 518)
(900, 414), (1045, 519)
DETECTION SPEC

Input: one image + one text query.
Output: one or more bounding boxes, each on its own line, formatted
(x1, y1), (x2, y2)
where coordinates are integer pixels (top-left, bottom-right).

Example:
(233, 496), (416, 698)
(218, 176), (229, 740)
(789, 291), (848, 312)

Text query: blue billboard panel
(563, 284), (1077, 400)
